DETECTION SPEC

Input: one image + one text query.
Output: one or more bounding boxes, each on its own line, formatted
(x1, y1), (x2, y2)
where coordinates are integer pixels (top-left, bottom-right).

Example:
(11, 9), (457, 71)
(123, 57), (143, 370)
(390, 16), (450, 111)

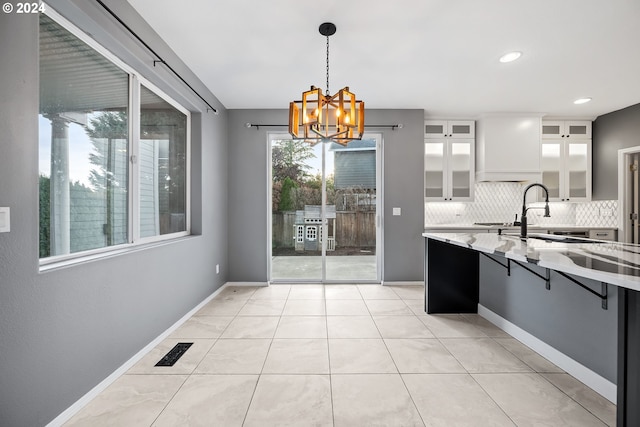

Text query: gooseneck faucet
(520, 183), (551, 238)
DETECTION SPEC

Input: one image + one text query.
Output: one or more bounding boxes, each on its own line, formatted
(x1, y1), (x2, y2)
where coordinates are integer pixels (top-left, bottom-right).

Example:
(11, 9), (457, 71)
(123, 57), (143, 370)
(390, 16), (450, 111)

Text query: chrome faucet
(520, 183), (550, 238)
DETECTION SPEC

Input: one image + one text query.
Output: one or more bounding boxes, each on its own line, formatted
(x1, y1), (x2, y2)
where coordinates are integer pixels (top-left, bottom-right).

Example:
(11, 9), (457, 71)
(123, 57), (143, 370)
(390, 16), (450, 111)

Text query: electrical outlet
(600, 208), (613, 217)
(0, 207), (9, 233)
(216, 264), (220, 274)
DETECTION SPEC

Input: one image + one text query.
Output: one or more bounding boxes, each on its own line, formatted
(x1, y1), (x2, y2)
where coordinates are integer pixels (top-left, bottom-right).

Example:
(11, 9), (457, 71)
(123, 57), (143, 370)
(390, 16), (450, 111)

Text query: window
(139, 86), (188, 238)
(306, 226), (317, 241)
(38, 12), (190, 263)
(296, 225), (304, 243)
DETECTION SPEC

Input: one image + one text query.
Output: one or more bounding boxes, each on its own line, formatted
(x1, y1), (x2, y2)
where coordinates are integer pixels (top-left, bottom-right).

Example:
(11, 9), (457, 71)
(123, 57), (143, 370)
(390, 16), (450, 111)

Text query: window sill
(39, 234), (198, 273)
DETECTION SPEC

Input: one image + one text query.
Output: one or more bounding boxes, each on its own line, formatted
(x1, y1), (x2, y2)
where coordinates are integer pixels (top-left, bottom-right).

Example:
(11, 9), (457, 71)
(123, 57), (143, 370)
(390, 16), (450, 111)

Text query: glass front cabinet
(540, 121), (591, 202)
(541, 120), (592, 139)
(424, 120), (475, 202)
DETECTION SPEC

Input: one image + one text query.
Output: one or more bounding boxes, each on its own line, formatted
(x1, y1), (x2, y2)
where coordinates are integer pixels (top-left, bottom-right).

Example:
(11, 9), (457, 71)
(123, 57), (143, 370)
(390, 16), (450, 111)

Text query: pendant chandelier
(289, 22), (365, 146)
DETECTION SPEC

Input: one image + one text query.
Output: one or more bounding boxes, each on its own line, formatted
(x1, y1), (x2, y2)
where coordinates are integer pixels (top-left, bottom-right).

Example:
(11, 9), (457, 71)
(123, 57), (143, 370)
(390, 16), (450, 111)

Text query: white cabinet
(424, 138), (474, 201)
(425, 120), (475, 139)
(541, 138), (591, 202)
(424, 120), (475, 202)
(541, 120), (591, 139)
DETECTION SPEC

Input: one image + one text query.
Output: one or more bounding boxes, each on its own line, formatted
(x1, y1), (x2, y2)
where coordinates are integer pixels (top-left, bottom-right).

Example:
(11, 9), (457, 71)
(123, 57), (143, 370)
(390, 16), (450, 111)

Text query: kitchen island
(422, 231), (640, 426)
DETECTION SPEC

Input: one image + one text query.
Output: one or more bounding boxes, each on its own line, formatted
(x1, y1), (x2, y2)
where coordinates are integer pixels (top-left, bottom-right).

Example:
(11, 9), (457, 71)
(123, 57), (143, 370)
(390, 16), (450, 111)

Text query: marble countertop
(422, 231), (640, 291)
(424, 224), (617, 231)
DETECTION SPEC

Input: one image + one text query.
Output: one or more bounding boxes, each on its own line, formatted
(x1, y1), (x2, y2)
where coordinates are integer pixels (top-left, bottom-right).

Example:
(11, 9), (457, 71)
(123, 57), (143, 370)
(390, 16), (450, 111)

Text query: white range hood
(475, 114), (543, 182)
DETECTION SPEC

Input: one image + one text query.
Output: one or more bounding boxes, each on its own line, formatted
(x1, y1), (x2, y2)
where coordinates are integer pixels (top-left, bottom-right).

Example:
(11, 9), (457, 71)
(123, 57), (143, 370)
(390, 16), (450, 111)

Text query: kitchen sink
(525, 233), (588, 243)
(499, 232), (589, 243)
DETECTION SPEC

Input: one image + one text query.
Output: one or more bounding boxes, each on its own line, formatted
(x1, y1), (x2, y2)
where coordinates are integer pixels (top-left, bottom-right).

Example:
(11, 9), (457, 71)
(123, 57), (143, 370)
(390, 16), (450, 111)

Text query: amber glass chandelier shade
(289, 86), (364, 146)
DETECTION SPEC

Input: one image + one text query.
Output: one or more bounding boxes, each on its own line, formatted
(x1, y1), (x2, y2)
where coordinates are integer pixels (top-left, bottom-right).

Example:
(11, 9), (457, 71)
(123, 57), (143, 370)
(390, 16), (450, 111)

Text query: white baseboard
(46, 283), (229, 427)
(478, 304), (617, 403)
(226, 281), (268, 287)
(383, 281), (423, 287)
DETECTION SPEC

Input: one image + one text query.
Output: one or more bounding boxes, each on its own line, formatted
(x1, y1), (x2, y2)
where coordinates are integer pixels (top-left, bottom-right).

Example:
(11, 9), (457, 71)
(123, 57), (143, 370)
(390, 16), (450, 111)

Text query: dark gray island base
(423, 232), (640, 427)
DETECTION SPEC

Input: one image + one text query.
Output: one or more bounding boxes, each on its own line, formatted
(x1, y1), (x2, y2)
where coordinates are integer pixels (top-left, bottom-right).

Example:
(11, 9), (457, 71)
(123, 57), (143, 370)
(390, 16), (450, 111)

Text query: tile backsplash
(425, 182), (618, 228)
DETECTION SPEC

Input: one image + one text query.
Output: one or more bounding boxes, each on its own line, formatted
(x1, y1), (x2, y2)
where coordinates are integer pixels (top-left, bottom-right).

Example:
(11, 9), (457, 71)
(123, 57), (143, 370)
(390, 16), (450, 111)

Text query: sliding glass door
(269, 133), (381, 282)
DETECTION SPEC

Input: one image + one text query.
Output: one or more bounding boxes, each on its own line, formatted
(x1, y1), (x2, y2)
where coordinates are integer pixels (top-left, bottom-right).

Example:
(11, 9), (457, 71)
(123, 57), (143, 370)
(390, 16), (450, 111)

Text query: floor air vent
(155, 342), (193, 367)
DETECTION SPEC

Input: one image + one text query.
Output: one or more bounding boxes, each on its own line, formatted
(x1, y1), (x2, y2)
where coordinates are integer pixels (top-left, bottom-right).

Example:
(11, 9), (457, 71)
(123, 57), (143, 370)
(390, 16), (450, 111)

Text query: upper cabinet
(424, 120), (475, 202)
(425, 120), (475, 139)
(541, 120), (592, 139)
(540, 120), (592, 202)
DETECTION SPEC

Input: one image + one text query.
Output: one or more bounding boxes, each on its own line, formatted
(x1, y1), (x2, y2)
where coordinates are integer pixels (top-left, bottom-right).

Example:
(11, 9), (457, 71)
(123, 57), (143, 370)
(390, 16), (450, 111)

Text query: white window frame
(39, 8), (191, 270)
(306, 226), (317, 241)
(296, 225), (304, 243)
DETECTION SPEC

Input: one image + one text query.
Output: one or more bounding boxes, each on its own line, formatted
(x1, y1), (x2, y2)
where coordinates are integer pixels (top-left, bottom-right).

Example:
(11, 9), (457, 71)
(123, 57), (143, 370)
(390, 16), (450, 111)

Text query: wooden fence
(272, 211), (375, 249)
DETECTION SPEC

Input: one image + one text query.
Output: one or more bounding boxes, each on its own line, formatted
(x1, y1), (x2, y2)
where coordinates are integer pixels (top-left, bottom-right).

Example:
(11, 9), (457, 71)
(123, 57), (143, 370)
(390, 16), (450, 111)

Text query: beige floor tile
(169, 316), (233, 339)
(403, 373), (515, 426)
(325, 284), (363, 299)
(495, 338), (564, 373)
(287, 285), (325, 300)
(237, 299), (286, 316)
(326, 299), (370, 315)
(282, 299), (326, 316)
(373, 315), (434, 338)
(474, 373), (608, 426)
(195, 299), (246, 316)
(441, 338), (532, 373)
(419, 314), (488, 338)
(250, 285), (291, 299)
(358, 284), (401, 299)
(152, 375), (258, 427)
(128, 339), (215, 375)
(461, 314), (512, 338)
(365, 299), (413, 315)
(331, 374), (424, 427)
(220, 316), (279, 338)
(194, 339), (271, 374)
(216, 286), (259, 300)
(326, 315), (381, 338)
(329, 339), (397, 374)
(274, 316), (327, 338)
(389, 285), (424, 300)
(243, 375), (333, 427)
(385, 339), (466, 373)
(65, 375), (187, 427)
(405, 299), (428, 316)
(262, 339), (330, 374)
(542, 373), (616, 426)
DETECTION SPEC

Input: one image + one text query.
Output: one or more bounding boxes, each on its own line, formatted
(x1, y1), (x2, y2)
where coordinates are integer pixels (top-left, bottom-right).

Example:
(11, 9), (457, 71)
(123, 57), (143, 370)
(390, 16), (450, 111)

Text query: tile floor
(64, 284), (616, 427)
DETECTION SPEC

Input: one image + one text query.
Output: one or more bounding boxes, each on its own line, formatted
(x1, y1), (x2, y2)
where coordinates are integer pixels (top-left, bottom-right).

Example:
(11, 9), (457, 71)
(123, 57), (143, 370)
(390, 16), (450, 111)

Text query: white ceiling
(128, 0), (640, 119)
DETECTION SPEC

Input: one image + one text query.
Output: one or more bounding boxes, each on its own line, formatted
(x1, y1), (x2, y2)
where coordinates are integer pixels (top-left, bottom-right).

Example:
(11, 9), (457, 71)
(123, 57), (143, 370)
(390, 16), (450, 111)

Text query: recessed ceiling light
(574, 97), (592, 105)
(499, 51), (522, 63)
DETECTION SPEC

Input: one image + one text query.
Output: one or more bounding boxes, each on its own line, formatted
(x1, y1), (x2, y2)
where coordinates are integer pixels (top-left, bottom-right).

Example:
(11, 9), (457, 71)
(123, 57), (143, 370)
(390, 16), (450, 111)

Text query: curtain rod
(245, 123), (403, 130)
(94, 0), (218, 114)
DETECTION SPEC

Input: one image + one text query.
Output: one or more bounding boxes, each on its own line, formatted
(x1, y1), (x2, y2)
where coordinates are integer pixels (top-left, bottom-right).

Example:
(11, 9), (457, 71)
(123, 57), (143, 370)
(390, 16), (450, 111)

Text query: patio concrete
(271, 255), (377, 281)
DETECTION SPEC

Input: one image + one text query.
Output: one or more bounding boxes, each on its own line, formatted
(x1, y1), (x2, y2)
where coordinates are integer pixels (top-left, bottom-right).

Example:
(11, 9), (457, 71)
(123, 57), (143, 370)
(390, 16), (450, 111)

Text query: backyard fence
(272, 210), (375, 249)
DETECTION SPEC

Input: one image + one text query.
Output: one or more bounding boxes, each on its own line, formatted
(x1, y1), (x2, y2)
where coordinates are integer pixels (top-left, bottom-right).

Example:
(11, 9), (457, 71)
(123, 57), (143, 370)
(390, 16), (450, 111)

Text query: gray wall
(0, 1), (228, 426)
(227, 109), (425, 282)
(593, 103), (640, 200)
(479, 256), (618, 382)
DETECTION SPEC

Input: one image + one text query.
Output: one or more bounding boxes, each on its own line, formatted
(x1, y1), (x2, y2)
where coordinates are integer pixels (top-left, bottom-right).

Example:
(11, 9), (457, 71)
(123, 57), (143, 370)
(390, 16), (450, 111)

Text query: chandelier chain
(325, 34), (330, 95)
